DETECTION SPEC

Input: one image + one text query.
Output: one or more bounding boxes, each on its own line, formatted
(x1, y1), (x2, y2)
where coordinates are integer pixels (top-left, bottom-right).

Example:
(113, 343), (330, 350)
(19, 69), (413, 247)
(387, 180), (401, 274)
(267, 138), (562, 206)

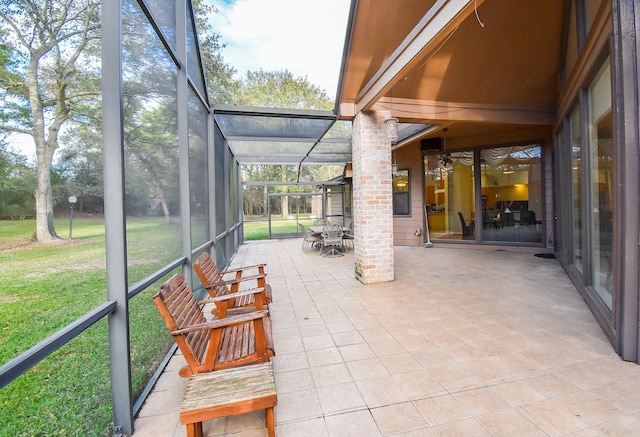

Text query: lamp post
(68, 196), (77, 239)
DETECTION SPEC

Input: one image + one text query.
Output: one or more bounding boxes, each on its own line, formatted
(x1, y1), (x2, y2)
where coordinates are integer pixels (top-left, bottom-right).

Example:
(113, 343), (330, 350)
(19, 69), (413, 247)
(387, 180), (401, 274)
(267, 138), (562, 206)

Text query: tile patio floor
(133, 239), (640, 436)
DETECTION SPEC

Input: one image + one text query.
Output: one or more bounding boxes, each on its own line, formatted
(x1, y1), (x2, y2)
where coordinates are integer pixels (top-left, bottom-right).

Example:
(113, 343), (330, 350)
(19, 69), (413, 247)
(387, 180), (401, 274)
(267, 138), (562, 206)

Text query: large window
(571, 107), (583, 273)
(588, 59), (613, 308)
(556, 56), (613, 312)
(393, 169), (410, 215)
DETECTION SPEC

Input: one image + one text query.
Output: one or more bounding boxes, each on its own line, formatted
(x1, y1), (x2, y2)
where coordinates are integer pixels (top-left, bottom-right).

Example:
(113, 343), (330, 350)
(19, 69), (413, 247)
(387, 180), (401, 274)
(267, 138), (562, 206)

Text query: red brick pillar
(352, 110), (394, 284)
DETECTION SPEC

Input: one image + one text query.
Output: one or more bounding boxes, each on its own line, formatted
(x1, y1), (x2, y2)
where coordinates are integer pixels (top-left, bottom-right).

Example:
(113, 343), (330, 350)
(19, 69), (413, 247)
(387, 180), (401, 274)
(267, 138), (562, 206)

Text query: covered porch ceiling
(337, 0), (566, 151)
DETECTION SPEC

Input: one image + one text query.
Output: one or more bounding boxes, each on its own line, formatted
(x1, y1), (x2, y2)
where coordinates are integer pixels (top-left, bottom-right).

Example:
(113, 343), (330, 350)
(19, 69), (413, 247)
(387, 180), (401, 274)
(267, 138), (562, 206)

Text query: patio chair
(458, 212), (472, 239)
(328, 217), (342, 226)
(342, 219), (354, 249)
(153, 274), (274, 378)
(320, 224), (344, 257)
(520, 210), (536, 226)
(299, 223), (321, 251)
(194, 252), (272, 318)
(482, 211), (494, 229)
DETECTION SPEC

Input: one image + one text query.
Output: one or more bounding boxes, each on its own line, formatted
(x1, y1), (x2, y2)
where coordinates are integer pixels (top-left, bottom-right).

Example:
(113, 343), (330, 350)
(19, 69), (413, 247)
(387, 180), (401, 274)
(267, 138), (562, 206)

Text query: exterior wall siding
(393, 145), (426, 246)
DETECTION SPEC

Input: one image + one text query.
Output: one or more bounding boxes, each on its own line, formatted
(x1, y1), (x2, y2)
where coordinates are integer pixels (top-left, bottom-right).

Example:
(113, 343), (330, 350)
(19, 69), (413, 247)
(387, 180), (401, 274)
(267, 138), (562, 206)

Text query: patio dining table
(309, 225), (351, 256)
(309, 226), (351, 236)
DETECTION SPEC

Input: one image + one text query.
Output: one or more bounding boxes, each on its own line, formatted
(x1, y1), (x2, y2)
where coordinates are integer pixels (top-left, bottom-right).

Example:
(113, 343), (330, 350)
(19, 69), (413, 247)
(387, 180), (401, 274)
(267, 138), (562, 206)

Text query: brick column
(352, 110), (394, 284)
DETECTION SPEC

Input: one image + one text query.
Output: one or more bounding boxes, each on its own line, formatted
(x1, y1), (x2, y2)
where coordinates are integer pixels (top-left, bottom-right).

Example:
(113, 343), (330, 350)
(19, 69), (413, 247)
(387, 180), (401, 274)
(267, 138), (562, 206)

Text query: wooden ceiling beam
(372, 97), (555, 125)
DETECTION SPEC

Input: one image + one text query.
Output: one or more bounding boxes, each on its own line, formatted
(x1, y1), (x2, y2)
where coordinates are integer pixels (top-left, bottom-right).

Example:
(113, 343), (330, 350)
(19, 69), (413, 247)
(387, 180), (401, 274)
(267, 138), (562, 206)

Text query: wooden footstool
(180, 362), (277, 437)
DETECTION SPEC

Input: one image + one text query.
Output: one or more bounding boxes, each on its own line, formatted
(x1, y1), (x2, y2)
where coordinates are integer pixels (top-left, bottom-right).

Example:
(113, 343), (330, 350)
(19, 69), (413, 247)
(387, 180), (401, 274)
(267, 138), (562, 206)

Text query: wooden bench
(153, 274), (274, 378)
(194, 253), (272, 317)
(180, 361), (277, 437)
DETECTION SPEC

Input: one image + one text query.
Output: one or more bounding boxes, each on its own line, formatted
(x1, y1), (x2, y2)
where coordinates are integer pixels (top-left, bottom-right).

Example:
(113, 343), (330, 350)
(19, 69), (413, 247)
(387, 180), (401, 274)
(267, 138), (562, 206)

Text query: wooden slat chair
(194, 253), (272, 317)
(180, 362), (277, 437)
(153, 274), (274, 378)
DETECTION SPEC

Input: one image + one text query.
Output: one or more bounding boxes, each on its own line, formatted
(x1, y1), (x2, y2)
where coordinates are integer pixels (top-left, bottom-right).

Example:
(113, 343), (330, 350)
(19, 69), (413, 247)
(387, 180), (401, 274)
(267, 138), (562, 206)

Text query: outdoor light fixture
(385, 88), (398, 141)
(385, 116), (399, 142)
(68, 195), (77, 240)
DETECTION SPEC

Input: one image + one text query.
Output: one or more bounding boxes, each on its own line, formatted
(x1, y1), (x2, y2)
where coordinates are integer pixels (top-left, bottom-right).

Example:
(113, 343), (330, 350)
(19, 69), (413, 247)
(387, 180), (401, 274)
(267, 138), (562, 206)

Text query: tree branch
(0, 124), (33, 136)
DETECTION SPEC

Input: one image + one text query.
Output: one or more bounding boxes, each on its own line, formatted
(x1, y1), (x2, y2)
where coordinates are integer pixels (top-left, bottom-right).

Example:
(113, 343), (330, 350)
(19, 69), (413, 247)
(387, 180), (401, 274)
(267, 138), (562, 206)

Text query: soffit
(339, 0), (565, 149)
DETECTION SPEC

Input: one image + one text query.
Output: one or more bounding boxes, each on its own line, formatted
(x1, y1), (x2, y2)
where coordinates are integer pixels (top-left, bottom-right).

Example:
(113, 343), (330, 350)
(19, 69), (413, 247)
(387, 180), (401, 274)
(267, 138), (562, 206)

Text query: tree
(237, 69), (333, 110)
(124, 104), (180, 222)
(192, 0), (240, 104)
(236, 69), (338, 216)
(0, 0), (101, 241)
(55, 127), (103, 214)
(0, 141), (36, 219)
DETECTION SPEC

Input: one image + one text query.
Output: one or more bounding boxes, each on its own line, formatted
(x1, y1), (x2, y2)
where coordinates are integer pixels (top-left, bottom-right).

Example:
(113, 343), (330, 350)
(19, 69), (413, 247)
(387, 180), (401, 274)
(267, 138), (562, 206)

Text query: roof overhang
(337, 0), (565, 150)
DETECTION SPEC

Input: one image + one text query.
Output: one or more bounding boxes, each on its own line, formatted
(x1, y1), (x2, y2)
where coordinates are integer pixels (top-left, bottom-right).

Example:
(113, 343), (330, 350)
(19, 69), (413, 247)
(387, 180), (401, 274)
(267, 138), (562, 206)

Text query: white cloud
(208, 0), (350, 98)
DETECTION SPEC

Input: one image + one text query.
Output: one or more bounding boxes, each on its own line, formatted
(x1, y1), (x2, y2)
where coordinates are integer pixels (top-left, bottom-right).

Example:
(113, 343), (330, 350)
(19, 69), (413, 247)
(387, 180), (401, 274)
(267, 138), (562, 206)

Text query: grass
(244, 217), (314, 240)
(0, 217), (175, 436)
(0, 216), (300, 435)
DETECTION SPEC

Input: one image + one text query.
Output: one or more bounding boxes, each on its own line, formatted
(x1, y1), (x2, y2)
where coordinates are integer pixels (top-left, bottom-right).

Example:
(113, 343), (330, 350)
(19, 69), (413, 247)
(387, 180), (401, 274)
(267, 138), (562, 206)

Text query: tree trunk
(282, 196), (289, 219)
(153, 181), (172, 224)
(263, 185), (268, 218)
(29, 56), (60, 242)
(159, 192), (172, 224)
(34, 153), (58, 241)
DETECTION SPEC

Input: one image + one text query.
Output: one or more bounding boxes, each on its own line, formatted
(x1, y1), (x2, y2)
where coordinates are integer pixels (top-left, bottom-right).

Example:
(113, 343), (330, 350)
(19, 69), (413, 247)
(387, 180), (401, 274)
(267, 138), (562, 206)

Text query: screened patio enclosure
(214, 105), (352, 166)
(215, 105), (354, 239)
(4, 0), (639, 435)
(2, 1), (355, 435)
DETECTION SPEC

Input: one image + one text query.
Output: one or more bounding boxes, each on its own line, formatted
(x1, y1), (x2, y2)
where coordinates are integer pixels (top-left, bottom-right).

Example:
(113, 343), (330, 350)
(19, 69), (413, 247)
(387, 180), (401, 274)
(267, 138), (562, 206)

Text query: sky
(10, 1), (352, 160)
(208, 0), (351, 98)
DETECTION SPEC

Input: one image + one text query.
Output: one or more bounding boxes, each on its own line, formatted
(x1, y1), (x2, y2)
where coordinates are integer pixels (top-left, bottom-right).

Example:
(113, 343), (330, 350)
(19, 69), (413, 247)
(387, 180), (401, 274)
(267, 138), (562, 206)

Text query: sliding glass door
(424, 145), (543, 245)
(424, 153), (474, 240)
(480, 145), (543, 244)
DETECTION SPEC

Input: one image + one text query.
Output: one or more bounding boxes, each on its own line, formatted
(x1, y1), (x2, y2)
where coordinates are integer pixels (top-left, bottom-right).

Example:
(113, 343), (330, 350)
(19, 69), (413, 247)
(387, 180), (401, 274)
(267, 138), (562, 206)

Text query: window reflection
(424, 146), (542, 243)
(392, 169), (410, 215)
(588, 59), (613, 308)
(123, 0), (181, 283)
(481, 145), (542, 243)
(570, 107), (583, 272)
(185, 6), (206, 97)
(189, 90), (208, 248)
(424, 153), (474, 239)
(143, 0), (177, 50)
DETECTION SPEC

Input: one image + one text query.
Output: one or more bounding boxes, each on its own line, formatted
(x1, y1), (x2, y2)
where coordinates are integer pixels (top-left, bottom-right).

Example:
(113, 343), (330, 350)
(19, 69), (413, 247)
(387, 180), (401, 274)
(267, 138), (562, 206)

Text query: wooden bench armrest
(198, 287), (266, 305)
(172, 309), (269, 335)
(220, 263), (267, 274)
(205, 273), (266, 288)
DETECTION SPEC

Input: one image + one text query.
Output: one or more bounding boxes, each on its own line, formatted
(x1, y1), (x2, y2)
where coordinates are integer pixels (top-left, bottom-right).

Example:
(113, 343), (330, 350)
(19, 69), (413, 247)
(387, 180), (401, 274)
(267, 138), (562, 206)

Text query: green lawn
(0, 218), (175, 436)
(244, 217), (313, 240)
(0, 216), (303, 435)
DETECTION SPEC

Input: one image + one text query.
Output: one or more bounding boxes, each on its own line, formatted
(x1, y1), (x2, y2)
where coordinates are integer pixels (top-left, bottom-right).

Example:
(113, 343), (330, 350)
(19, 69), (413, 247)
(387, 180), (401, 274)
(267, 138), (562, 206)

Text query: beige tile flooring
(133, 239), (640, 436)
